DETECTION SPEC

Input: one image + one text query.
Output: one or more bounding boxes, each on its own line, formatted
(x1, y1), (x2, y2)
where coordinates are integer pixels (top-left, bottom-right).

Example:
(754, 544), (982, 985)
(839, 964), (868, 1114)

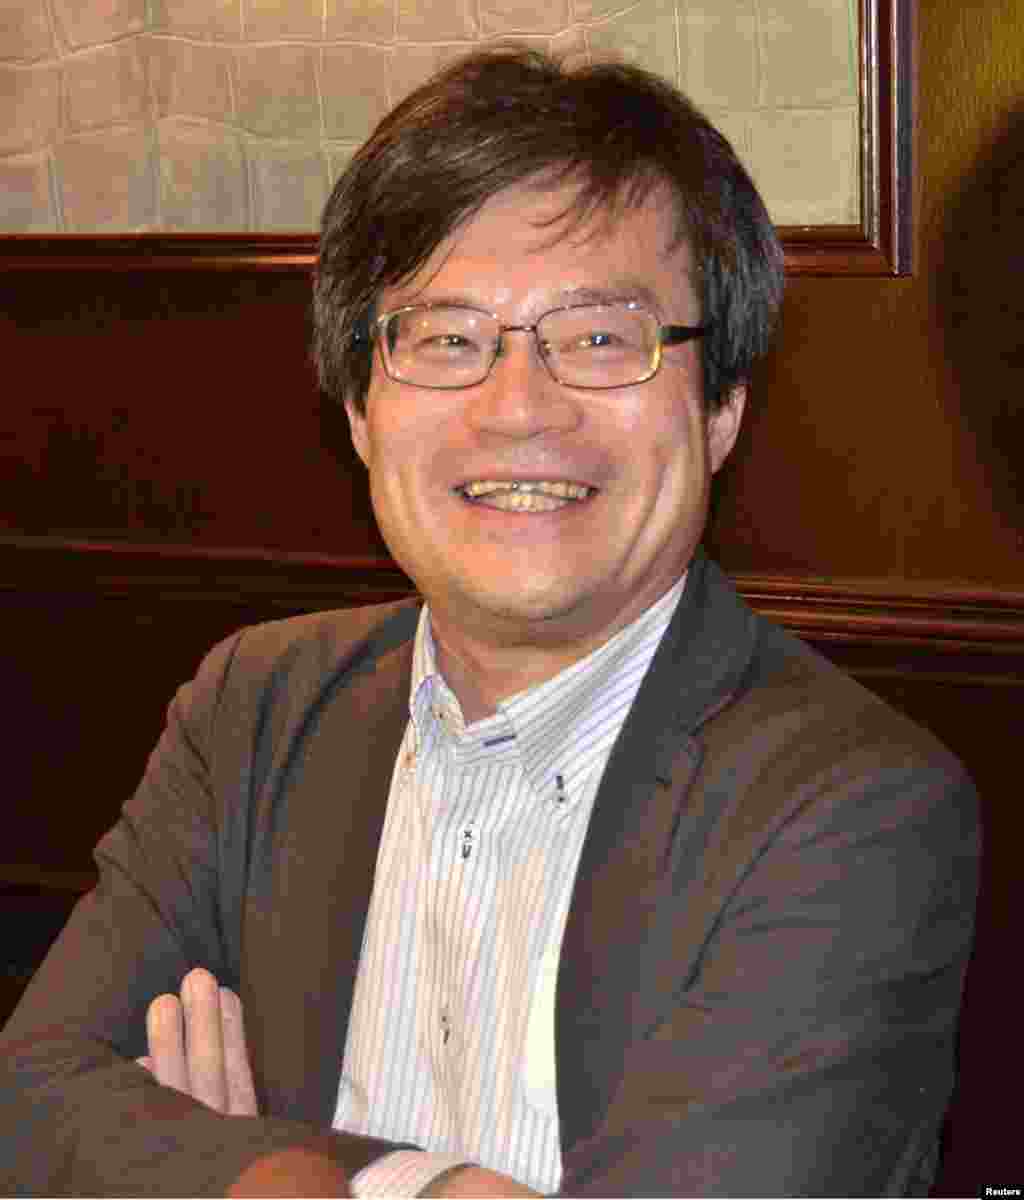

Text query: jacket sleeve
(559, 696), (981, 1197)
(0, 626), (412, 1197)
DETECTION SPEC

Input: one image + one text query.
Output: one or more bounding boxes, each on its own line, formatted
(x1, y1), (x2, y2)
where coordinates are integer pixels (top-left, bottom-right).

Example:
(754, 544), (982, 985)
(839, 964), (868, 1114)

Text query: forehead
(383, 179), (698, 316)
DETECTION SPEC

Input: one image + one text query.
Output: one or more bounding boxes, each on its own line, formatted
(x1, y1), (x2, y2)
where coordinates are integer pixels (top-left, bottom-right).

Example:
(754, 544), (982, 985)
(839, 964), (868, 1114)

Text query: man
(0, 47), (978, 1197)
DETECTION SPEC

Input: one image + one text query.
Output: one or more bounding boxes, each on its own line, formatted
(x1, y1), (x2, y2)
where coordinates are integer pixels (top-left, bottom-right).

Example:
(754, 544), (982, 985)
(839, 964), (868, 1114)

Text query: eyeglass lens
(381, 305), (661, 389)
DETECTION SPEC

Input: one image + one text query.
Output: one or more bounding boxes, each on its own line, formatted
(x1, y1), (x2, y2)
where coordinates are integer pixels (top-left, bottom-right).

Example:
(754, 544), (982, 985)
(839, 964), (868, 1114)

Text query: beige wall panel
(0, 151), (57, 231)
(56, 124), (154, 230)
(234, 43), (320, 137)
(757, 0), (856, 107)
(389, 43), (482, 103)
(325, 0), (396, 43)
(587, 0), (678, 85)
(389, 35), (573, 106)
(150, 0), (242, 39)
(479, 0), (571, 38)
(0, 5), (55, 61)
(745, 105), (858, 225)
(243, 0), (325, 39)
(677, 1), (758, 110)
(572, 0), (619, 24)
(249, 138), (330, 228)
(157, 118), (247, 227)
(396, 0), (479, 42)
(145, 36), (235, 122)
(0, 63), (60, 156)
(50, 0), (147, 50)
(64, 42), (148, 135)
(322, 44), (392, 137)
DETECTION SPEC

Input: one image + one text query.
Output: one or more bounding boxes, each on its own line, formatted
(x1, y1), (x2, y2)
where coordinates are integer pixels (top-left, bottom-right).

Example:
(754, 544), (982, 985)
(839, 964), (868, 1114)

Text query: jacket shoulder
(159, 599), (421, 774)
(672, 557), (969, 778)
(192, 599), (420, 699)
(747, 617), (968, 775)
(234, 597), (420, 664)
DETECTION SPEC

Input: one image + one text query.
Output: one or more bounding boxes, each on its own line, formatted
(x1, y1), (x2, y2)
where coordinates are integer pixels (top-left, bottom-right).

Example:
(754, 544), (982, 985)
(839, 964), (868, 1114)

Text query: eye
(581, 331), (621, 349)
(414, 332), (481, 358)
(560, 329), (627, 355)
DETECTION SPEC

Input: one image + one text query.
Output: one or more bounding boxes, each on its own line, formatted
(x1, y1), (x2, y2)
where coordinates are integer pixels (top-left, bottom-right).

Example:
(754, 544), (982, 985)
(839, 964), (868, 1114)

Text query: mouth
(455, 480), (599, 513)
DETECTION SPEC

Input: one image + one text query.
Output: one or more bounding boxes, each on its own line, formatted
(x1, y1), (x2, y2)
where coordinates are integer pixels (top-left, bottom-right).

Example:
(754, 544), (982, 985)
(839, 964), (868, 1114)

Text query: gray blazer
(0, 554), (979, 1196)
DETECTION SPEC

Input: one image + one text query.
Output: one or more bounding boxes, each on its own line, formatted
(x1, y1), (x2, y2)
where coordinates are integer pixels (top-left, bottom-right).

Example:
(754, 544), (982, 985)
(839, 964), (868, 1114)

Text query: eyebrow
(390, 281), (670, 317)
(550, 283), (666, 311)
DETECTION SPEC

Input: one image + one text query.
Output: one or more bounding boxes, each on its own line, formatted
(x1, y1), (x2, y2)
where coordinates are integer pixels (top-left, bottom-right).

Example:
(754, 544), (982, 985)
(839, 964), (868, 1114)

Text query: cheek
(632, 414), (714, 541)
(625, 393), (709, 486)
(362, 410), (451, 526)
(360, 388), (419, 476)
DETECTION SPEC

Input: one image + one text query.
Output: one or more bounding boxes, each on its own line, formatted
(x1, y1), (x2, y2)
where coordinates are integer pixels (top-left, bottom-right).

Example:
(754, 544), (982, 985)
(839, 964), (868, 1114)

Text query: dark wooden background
(1, 1), (1021, 1193)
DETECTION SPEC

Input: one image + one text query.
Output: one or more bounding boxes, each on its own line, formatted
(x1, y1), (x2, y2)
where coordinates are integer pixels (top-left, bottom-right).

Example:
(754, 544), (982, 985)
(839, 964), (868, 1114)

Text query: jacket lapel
(245, 604), (419, 1125)
(556, 555), (760, 1153)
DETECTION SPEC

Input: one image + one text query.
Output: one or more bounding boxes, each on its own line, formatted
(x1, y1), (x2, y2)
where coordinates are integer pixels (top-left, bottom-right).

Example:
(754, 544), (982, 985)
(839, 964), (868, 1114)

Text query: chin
(462, 578), (597, 628)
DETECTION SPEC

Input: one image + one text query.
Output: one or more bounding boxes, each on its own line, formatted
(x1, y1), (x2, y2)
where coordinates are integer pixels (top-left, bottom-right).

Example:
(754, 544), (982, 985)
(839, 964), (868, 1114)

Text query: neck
(426, 584), (680, 725)
(431, 628), (579, 725)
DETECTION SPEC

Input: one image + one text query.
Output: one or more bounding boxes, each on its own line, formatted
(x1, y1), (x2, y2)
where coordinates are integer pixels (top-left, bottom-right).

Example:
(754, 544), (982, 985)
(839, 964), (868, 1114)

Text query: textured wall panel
(0, 151), (56, 230)
(56, 124), (155, 229)
(0, 0), (860, 232)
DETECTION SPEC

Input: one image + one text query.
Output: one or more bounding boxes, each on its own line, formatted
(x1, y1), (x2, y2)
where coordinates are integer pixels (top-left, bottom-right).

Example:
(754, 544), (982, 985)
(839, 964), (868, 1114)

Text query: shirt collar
(408, 575), (687, 806)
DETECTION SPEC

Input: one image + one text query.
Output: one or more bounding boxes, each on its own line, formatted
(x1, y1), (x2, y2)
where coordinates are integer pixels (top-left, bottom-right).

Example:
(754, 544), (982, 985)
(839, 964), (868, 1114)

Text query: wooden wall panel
(1, 269), (387, 558)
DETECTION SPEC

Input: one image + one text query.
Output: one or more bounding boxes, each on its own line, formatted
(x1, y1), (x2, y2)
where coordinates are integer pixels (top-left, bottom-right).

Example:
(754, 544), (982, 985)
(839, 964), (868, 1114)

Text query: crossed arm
(137, 968), (538, 1198)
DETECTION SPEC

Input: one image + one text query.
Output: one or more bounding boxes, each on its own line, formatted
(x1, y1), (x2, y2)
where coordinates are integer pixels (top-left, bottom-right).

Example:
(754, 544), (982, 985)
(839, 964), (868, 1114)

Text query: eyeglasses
(360, 302), (708, 390)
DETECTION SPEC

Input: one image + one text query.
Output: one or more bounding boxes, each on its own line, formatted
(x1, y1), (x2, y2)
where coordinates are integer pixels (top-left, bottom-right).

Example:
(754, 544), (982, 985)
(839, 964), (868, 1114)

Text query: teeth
(474, 490), (572, 512)
(462, 480), (592, 500)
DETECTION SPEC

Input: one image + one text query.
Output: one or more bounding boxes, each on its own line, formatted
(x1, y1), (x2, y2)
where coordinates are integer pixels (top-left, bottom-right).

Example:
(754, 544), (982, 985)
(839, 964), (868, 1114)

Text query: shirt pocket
(521, 944), (560, 1118)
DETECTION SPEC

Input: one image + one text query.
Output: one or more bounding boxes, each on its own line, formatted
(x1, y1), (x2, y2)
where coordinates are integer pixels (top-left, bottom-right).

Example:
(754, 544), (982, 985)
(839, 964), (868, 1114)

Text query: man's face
(346, 180), (744, 654)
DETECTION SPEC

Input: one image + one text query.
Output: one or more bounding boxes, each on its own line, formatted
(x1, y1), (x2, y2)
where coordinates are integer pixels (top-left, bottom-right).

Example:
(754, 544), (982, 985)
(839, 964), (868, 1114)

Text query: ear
(707, 384), (746, 474)
(344, 397), (370, 467)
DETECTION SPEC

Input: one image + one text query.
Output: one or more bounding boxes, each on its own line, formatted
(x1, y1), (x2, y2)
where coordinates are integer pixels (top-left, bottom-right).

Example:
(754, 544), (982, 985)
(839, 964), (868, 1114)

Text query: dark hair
(312, 45), (783, 414)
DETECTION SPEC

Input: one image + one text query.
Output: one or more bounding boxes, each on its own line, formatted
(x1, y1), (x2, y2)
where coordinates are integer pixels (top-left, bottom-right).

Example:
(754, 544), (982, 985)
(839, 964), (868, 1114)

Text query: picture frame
(0, 0), (912, 276)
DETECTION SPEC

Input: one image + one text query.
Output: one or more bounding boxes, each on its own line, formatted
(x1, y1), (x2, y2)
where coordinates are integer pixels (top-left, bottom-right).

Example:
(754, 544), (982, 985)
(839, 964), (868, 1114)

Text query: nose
(465, 329), (582, 438)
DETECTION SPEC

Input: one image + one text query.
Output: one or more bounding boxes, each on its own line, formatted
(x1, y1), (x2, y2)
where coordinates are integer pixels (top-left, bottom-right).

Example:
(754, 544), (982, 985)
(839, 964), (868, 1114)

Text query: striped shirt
(336, 575), (687, 1197)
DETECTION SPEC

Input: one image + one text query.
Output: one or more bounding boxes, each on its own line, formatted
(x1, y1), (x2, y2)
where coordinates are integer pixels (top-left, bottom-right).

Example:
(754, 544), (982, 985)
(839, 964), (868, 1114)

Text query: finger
(146, 993), (189, 1094)
(220, 987), (259, 1116)
(135, 1056), (153, 1073)
(181, 967), (229, 1112)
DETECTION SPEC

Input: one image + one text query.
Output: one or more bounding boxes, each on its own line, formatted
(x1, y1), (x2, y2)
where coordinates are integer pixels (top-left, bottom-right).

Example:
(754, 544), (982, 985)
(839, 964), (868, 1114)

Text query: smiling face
(345, 179), (744, 667)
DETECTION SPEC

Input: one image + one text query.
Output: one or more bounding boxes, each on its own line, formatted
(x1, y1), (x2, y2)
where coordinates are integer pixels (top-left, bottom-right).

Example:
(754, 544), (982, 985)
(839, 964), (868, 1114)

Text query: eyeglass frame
(351, 301), (710, 391)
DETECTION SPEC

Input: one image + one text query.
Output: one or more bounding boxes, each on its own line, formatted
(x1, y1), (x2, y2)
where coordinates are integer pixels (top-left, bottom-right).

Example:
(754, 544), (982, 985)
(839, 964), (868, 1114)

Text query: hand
(421, 1166), (541, 1197)
(138, 970), (349, 1196)
(227, 1148), (351, 1198)
(137, 966), (259, 1115)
